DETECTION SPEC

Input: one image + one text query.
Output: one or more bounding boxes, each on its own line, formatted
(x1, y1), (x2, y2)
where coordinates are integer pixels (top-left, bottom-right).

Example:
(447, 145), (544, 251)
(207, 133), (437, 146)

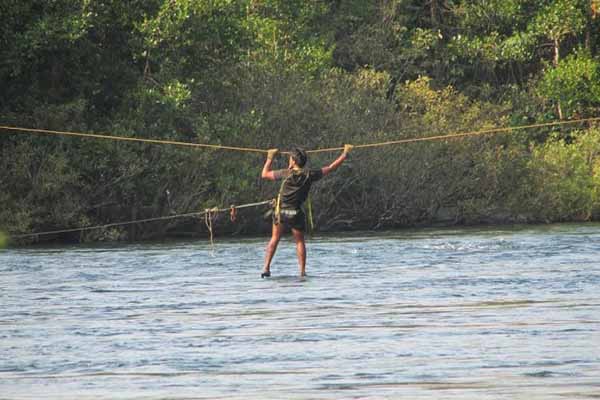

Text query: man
(260, 144), (353, 278)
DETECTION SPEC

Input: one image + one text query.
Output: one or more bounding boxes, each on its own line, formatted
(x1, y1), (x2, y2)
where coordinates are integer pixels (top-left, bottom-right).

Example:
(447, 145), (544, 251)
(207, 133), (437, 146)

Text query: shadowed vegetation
(1, 0), (600, 243)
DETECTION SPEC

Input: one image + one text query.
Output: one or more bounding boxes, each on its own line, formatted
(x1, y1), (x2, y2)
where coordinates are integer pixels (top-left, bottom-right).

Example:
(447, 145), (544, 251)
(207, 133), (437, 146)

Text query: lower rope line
(11, 212), (206, 239)
(10, 200), (273, 240)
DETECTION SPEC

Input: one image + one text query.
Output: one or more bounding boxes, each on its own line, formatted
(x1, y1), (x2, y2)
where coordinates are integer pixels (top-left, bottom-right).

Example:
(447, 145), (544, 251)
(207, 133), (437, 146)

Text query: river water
(1, 224), (600, 399)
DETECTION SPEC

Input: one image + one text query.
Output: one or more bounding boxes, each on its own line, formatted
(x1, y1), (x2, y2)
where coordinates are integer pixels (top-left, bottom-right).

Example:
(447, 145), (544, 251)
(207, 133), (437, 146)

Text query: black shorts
(273, 208), (306, 231)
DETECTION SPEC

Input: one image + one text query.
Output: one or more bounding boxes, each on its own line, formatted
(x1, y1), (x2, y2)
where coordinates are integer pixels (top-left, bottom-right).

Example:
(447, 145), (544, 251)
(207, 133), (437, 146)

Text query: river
(1, 224), (600, 399)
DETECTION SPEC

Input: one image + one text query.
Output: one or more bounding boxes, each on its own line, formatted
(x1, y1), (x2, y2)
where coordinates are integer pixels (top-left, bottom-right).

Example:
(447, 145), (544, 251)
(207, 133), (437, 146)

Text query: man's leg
(263, 223), (284, 276)
(291, 228), (306, 277)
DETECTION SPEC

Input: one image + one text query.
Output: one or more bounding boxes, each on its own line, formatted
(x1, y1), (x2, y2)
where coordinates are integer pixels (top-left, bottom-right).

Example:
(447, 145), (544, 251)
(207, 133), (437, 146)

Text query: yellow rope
(4, 117), (599, 244)
(11, 212), (205, 239)
(10, 200), (272, 240)
(1, 116), (599, 155)
(305, 117), (600, 154)
(0, 125), (268, 153)
(204, 207), (219, 249)
(306, 193), (314, 233)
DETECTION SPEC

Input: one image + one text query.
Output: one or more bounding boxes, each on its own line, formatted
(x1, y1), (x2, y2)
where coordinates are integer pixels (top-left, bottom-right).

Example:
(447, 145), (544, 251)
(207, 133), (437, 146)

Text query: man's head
(289, 147), (307, 168)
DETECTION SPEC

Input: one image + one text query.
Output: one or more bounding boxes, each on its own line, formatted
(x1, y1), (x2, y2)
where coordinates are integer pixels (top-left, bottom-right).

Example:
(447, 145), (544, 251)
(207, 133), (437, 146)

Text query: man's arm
(321, 144), (353, 176)
(261, 149), (279, 181)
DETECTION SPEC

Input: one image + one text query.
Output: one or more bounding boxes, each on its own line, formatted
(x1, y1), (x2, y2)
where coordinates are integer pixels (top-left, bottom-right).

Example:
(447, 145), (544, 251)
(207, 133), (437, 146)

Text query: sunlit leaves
(530, 0), (586, 43)
(526, 129), (600, 221)
(538, 49), (600, 117)
(140, 0), (249, 77)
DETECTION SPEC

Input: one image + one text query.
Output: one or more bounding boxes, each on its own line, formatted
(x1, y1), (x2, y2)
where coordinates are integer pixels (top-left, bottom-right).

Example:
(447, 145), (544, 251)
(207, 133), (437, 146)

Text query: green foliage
(0, 231), (7, 249)
(537, 50), (600, 117)
(244, 0), (333, 73)
(523, 130), (600, 221)
(530, 0), (587, 43)
(455, 0), (524, 33)
(0, 138), (88, 239)
(449, 0), (533, 63)
(140, 0), (248, 77)
(2, 0), (600, 243)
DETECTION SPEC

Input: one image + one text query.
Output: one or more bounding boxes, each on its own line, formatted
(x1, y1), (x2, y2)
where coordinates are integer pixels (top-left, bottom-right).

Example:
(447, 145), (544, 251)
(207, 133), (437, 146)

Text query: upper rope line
(306, 116), (600, 153)
(1, 116), (599, 155)
(0, 125), (268, 153)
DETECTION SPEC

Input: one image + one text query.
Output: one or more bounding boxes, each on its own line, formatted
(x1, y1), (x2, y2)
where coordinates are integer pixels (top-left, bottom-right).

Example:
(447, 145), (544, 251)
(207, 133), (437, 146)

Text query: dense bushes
(523, 129), (600, 221)
(1, 1), (600, 243)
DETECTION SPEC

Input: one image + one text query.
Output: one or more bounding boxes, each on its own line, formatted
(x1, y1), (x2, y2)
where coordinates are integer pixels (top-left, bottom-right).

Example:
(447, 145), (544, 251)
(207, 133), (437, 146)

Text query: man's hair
(291, 147), (307, 167)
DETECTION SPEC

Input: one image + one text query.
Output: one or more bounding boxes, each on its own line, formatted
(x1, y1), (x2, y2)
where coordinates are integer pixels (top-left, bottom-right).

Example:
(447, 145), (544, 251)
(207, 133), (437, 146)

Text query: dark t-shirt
(274, 168), (323, 209)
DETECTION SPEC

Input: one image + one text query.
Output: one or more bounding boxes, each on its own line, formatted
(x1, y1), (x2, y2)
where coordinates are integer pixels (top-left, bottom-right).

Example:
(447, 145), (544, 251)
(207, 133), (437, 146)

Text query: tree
(530, 0), (587, 118)
(538, 49), (600, 118)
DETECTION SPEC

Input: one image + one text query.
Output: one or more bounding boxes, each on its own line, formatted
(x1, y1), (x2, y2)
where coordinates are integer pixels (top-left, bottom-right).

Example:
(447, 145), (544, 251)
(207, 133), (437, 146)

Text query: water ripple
(1, 224), (600, 399)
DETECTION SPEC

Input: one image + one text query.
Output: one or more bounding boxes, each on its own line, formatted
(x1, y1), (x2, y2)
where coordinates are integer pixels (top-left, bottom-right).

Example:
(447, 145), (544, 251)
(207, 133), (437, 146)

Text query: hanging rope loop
(204, 208), (219, 248)
(229, 206), (237, 222)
